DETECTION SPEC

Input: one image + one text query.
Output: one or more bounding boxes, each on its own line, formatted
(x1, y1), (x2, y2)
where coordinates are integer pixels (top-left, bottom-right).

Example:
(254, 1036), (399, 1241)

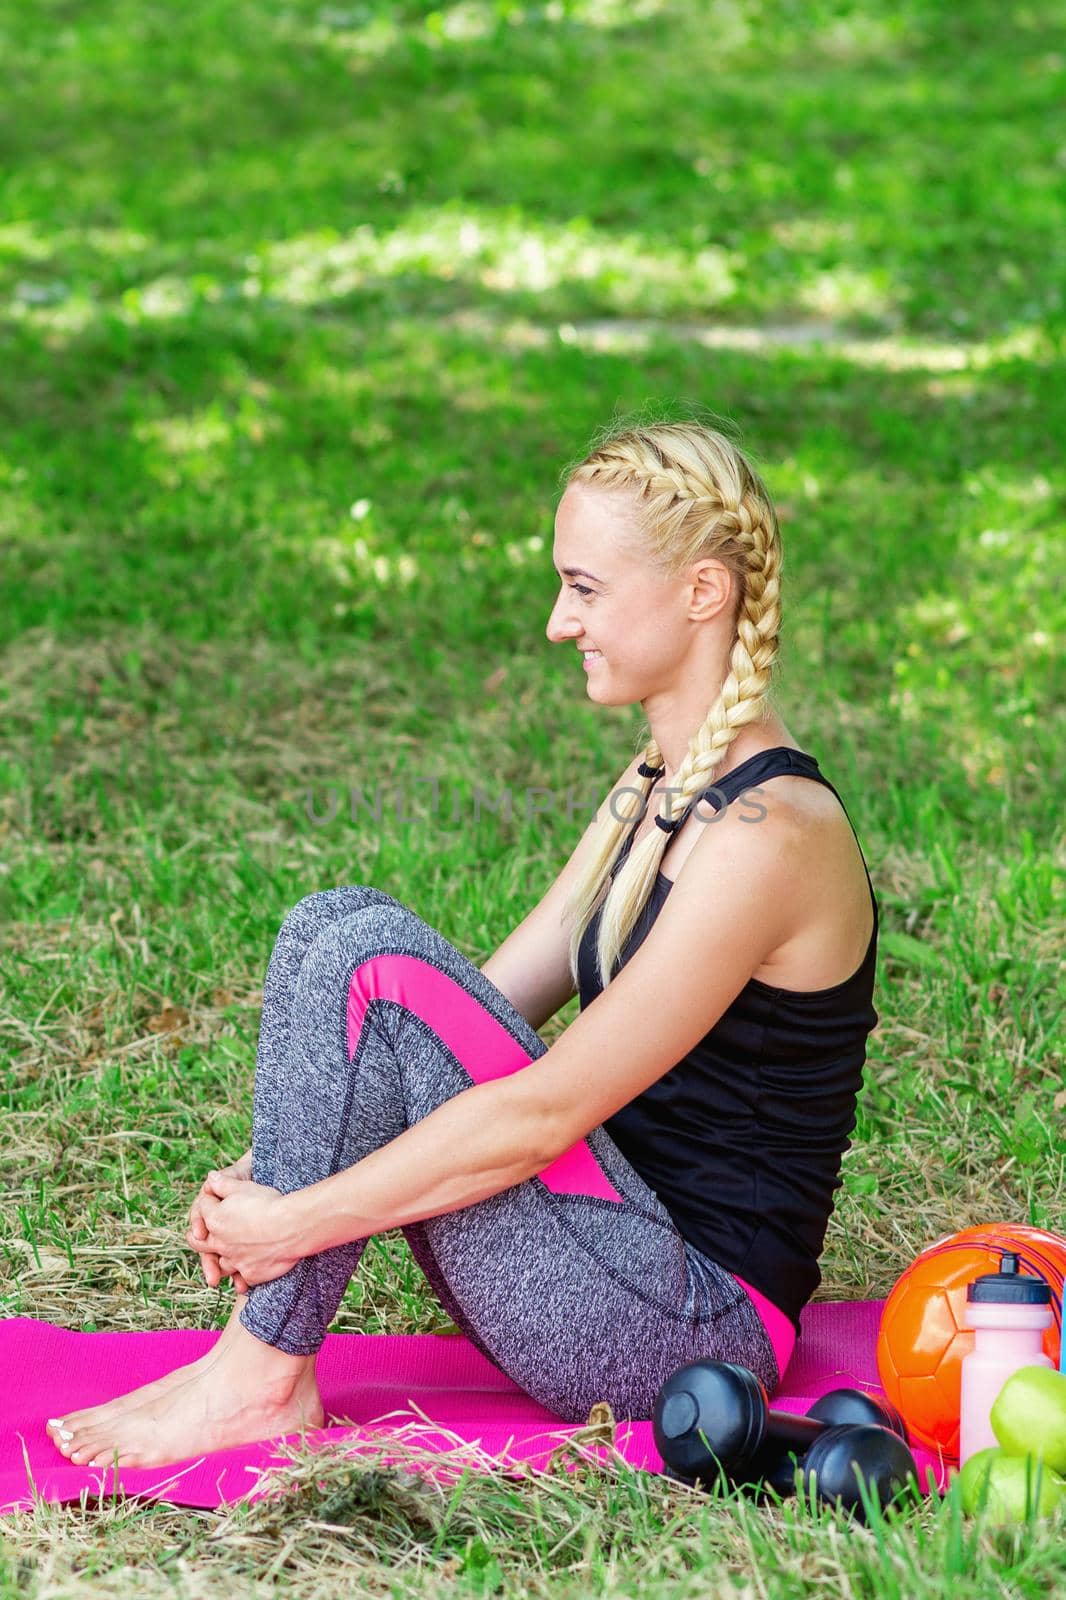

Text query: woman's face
(546, 482), (699, 705)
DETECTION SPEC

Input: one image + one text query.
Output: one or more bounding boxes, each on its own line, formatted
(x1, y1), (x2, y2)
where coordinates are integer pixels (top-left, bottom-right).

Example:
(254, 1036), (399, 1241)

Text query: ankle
(213, 1295), (248, 1342)
(224, 1323), (316, 1398)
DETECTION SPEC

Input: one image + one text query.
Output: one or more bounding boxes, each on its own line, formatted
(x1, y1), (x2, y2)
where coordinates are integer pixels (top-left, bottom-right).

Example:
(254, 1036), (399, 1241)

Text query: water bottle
(958, 1251), (1053, 1466)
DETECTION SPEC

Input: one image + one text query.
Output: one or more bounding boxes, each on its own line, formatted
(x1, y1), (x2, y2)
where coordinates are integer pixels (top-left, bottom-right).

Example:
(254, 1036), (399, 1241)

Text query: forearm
(278, 1075), (555, 1257)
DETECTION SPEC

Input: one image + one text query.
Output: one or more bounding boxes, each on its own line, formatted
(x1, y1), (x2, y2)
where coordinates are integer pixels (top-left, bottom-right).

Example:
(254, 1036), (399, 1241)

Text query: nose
(546, 587), (581, 643)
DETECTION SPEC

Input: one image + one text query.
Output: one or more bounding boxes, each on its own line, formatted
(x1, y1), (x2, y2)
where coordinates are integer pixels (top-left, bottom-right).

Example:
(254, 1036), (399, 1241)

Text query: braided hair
(560, 419), (784, 992)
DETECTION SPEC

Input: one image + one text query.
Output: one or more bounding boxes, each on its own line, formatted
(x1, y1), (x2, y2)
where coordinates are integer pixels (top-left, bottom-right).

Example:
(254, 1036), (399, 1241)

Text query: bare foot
(60, 1350), (321, 1465)
(46, 1324), (323, 1469)
(47, 1321), (324, 1469)
(45, 1295), (251, 1440)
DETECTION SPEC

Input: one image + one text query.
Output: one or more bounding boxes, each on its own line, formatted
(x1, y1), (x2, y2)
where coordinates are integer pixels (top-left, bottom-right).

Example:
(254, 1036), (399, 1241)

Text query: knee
(332, 900), (426, 959)
(282, 885), (400, 936)
(268, 888), (404, 973)
(287, 897), (427, 974)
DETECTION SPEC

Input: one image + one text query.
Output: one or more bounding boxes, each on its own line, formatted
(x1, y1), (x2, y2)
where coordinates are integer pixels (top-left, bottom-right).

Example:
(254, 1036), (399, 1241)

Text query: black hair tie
(655, 814), (681, 834)
(637, 759), (666, 778)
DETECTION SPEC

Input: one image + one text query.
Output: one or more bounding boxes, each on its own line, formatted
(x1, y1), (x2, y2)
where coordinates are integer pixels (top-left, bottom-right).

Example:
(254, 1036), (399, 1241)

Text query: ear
(688, 557), (732, 622)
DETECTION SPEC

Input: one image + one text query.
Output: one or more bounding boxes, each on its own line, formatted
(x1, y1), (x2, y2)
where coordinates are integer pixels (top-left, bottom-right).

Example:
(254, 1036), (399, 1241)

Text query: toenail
(59, 1429), (73, 1441)
(47, 1418), (64, 1428)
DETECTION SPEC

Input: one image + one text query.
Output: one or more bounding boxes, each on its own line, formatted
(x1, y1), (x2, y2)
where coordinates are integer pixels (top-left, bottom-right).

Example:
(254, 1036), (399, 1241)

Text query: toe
(67, 1428), (108, 1466)
(57, 1408), (93, 1432)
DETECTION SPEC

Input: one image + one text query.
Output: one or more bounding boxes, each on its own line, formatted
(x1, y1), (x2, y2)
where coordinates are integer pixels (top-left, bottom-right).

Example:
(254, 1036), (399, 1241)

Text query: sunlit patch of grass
(6, 210), (742, 324)
(795, 264), (893, 320)
(306, 0), (678, 65)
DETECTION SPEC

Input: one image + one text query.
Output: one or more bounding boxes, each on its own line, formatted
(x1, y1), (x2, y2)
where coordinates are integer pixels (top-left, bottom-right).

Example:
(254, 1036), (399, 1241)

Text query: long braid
(561, 424), (784, 992)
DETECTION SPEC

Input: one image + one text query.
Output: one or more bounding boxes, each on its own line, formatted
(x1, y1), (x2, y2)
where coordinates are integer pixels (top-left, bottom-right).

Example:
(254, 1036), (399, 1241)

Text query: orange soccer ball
(875, 1222), (1065, 1460)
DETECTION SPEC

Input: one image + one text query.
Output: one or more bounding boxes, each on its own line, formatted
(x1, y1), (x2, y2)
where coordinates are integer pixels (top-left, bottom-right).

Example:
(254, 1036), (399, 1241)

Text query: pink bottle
(958, 1251), (1054, 1466)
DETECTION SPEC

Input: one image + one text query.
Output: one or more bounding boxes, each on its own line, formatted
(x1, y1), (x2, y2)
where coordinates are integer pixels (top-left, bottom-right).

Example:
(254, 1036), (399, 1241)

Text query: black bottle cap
(966, 1250), (1051, 1304)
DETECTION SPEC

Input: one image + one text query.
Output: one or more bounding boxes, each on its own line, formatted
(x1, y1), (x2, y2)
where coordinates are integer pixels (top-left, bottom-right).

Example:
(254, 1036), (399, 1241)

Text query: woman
(47, 420), (879, 1470)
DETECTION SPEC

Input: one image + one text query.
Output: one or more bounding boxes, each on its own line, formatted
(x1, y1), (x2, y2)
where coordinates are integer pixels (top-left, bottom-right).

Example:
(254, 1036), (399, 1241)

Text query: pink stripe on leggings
(346, 953), (623, 1202)
(730, 1272), (796, 1383)
(346, 953), (795, 1376)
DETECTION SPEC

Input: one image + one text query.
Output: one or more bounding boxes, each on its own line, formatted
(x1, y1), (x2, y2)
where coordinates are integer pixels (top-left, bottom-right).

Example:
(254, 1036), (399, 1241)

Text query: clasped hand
(186, 1158), (301, 1291)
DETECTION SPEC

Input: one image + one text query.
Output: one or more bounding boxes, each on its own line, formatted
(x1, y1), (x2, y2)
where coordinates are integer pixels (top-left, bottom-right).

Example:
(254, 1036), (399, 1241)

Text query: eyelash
(569, 584), (594, 597)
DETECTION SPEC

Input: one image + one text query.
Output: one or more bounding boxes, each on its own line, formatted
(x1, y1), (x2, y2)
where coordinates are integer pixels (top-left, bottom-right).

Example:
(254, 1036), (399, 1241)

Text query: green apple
(958, 1446), (1065, 1522)
(958, 1447), (1003, 1514)
(990, 1365), (1066, 1475)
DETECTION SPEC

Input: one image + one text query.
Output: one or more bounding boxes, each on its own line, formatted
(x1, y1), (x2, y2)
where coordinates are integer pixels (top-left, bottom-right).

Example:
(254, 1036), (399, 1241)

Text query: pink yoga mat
(0, 1301), (951, 1513)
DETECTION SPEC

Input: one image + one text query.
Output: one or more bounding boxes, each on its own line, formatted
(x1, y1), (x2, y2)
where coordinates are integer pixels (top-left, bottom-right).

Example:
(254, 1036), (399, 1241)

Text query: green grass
(1, 0), (1064, 1593)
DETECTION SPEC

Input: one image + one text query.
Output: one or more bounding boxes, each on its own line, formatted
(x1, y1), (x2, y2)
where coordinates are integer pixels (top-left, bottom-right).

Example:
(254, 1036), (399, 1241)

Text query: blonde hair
(560, 417), (784, 992)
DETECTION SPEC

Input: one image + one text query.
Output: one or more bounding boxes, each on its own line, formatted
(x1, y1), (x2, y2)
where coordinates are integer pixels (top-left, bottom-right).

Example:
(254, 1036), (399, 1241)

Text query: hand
(187, 1171), (302, 1289)
(188, 1150), (253, 1293)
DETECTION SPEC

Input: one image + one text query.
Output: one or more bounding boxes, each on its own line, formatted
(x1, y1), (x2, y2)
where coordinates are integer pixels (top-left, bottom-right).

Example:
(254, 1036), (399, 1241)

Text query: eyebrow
(555, 565), (603, 582)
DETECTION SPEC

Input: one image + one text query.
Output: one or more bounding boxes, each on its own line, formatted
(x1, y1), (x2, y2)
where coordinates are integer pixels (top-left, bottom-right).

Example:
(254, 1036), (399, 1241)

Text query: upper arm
(479, 756), (645, 1033)
(513, 802), (804, 1156)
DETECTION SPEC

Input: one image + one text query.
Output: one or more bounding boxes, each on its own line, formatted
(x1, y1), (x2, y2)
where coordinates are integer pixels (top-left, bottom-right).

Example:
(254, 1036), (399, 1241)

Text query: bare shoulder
(691, 768), (855, 861)
(691, 766), (833, 826)
(679, 779), (810, 928)
(681, 770), (874, 991)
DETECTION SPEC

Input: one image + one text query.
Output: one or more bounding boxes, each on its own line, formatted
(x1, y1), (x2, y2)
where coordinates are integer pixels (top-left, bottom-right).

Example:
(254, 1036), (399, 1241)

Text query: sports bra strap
(613, 747), (878, 922)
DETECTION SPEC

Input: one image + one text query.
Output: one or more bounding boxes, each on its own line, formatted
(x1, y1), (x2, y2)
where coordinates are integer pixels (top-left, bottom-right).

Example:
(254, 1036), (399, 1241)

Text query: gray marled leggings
(238, 886), (779, 1420)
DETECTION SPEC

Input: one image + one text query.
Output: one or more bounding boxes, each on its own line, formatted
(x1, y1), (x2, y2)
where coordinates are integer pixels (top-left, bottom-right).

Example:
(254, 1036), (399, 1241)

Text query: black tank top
(576, 747), (879, 1336)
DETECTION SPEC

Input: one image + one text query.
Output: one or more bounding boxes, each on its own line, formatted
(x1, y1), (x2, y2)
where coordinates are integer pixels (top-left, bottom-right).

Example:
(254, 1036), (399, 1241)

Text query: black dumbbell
(653, 1361), (919, 1520)
(747, 1379), (910, 1497)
